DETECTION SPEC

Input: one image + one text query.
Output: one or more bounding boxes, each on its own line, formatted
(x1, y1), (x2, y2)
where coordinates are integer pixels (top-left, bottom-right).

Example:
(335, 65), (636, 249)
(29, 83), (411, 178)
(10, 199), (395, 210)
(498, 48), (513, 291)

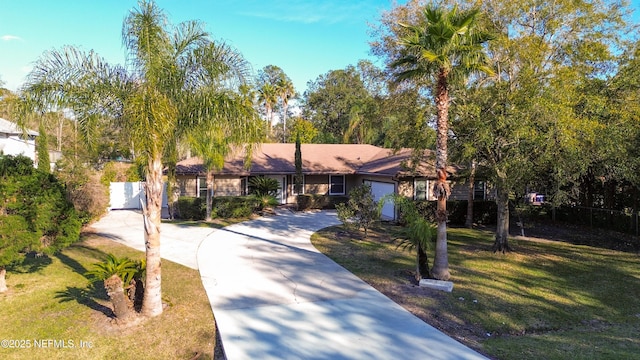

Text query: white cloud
(2, 35), (23, 42)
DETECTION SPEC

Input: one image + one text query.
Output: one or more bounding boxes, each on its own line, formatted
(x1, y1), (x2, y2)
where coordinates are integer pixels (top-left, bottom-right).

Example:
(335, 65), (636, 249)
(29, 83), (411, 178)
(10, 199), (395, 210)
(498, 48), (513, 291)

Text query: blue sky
(0, 0), (400, 94)
(1, 0), (639, 95)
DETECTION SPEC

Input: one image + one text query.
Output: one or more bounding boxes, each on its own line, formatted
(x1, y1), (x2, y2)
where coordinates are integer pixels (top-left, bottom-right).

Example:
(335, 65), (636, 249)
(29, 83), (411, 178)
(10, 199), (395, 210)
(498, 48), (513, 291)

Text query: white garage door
(366, 181), (396, 220)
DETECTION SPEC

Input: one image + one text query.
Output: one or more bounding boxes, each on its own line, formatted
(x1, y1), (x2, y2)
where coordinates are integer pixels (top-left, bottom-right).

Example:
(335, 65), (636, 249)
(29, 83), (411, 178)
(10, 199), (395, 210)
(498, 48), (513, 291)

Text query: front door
(267, 175), (287, 204)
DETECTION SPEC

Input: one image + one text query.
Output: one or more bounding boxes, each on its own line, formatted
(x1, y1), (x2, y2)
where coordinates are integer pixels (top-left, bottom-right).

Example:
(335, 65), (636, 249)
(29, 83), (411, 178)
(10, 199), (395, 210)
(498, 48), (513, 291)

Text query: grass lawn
(0, 234), (218, 360)
(311, 224), (640, 360)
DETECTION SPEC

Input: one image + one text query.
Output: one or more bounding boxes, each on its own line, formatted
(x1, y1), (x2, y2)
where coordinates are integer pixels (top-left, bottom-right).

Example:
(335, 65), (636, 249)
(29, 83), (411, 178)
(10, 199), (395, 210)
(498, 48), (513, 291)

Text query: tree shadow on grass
(55, 244), (110, 276)
(8, 252), (53, 274)
(55, 251), (90, 276)
(53, 246), (116, 318)
(55, 286), (114, 318)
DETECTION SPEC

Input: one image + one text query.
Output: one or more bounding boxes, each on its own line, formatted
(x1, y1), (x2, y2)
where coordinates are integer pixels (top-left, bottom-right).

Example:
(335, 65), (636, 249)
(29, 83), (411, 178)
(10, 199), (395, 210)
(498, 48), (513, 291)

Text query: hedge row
(176, 196), (260, 220)
(415, 200), (497, 225)
(176, 195), (497, 225)
(296, 194), (349, 210)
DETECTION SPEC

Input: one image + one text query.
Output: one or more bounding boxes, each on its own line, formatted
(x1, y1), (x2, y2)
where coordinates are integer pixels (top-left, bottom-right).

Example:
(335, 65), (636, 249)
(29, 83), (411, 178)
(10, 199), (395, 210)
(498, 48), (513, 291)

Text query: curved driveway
(92, 209), (487, 359)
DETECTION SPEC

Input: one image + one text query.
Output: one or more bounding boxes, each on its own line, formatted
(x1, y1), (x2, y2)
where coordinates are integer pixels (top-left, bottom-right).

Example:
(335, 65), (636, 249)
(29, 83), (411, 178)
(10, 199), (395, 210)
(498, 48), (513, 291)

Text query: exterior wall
(398, 177), (478, 201)
(404, 177), (435, 201)
(344, 175), (361, 195)
(448, 179), (501, 201)
(215, 176), (243, 196)
(176, 174), (243, 197)
(304, 175), (329, 195)
(178, 172), (492, 203)
(449, 182), (468, 201)
(177, 175), (198, 197)
(352, 174), (397, 189)
(0, 136), (36, 162)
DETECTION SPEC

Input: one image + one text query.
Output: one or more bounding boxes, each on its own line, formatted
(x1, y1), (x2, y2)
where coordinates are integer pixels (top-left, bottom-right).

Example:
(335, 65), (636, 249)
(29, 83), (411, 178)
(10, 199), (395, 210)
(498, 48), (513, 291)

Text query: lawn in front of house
(0, 235), (217, 360)
(311, 224), (640, 360)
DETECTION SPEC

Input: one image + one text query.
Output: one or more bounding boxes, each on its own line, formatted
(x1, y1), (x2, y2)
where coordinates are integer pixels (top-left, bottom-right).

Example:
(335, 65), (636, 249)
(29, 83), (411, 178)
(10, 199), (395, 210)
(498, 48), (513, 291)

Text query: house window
(329, 175), (345, 195)
(473, 181), (486, 200)
(293, 174), (305, 195)
(240, 177), (248, 196)
(415, 179), (429, 200)
(197, 177), (208, 198)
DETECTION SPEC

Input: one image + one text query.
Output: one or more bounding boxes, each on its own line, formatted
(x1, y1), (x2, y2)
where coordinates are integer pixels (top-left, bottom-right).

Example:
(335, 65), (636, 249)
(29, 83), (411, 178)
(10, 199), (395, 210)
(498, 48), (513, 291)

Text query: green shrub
(415, 200), (496, 225)
(100, 162), (118, 187)
(177, 196), (261, 219)
(248, 176), (280, 197)
(336, 202), (356, 230)
(336, 185), (379, 237)
(125, 162), (143, 182)
(176, 197), (206, 220)
(0, 155), (81, 290)
(252, 194), (279, 212)
(297, 194), (349, 210)
(212, 196), (258, 218)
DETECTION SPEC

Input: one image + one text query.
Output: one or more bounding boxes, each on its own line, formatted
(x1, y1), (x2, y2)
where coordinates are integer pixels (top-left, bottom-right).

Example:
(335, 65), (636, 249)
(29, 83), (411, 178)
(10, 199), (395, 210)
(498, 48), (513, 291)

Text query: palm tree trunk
(282, 103), (288, 143)
(206, 170), (214, 221)
(105, 274), (133, 321)
(142, 154), (163, 317)
(266, 105), (273, 135)
(431, 72), (451, 281)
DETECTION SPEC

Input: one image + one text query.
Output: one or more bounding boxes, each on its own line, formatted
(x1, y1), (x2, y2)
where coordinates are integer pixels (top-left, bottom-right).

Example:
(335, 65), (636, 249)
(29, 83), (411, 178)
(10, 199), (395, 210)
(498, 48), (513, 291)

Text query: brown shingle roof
(175, 144), (457, 178)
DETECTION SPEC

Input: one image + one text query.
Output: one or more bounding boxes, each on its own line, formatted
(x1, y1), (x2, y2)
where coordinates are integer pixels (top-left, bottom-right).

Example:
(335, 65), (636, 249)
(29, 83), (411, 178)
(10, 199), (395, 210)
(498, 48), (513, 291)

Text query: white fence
(109, 182), (168, 210)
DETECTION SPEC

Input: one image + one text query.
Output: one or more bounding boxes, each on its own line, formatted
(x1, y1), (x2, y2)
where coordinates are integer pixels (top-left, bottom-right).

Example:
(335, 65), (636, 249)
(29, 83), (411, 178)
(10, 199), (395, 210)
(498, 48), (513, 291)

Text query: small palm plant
(248, 176), (280, 197)
(388, 195), (436, 281)
(248, 176), (280, 211)
(85, 254), (141, 321)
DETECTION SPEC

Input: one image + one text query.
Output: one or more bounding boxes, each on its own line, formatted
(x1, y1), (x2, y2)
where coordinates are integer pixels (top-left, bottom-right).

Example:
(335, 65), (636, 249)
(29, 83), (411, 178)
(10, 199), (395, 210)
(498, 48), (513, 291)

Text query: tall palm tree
(391, 4), (493, 280)
(276, 75), (295, 142)
(258, 82), (278, 135)
(22, 0), (255, 317)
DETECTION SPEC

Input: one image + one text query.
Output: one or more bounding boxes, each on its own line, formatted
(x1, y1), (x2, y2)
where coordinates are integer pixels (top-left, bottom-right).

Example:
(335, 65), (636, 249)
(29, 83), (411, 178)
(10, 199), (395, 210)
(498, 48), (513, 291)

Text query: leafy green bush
(0, 155), (81, 252)
(415, 200), (497, 225)
(212, 196), (258, 218)
(177, 196), (261, 219)
(100, 162), (118, 187)
(297, 194), (349, 210)
(336, 202), (356, 230)
(252, 194), (279, 212)
(176, 197), (206, 220)
(0, 154), (81, 291)
(0, 215), (39, 270)
(336, 184), (379, 237)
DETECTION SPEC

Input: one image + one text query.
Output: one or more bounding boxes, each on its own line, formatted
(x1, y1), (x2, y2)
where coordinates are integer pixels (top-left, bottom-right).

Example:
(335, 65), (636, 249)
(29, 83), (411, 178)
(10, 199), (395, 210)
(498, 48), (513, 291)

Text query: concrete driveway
(91, 209), (488, 359)
(90, 210), (217, 269)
